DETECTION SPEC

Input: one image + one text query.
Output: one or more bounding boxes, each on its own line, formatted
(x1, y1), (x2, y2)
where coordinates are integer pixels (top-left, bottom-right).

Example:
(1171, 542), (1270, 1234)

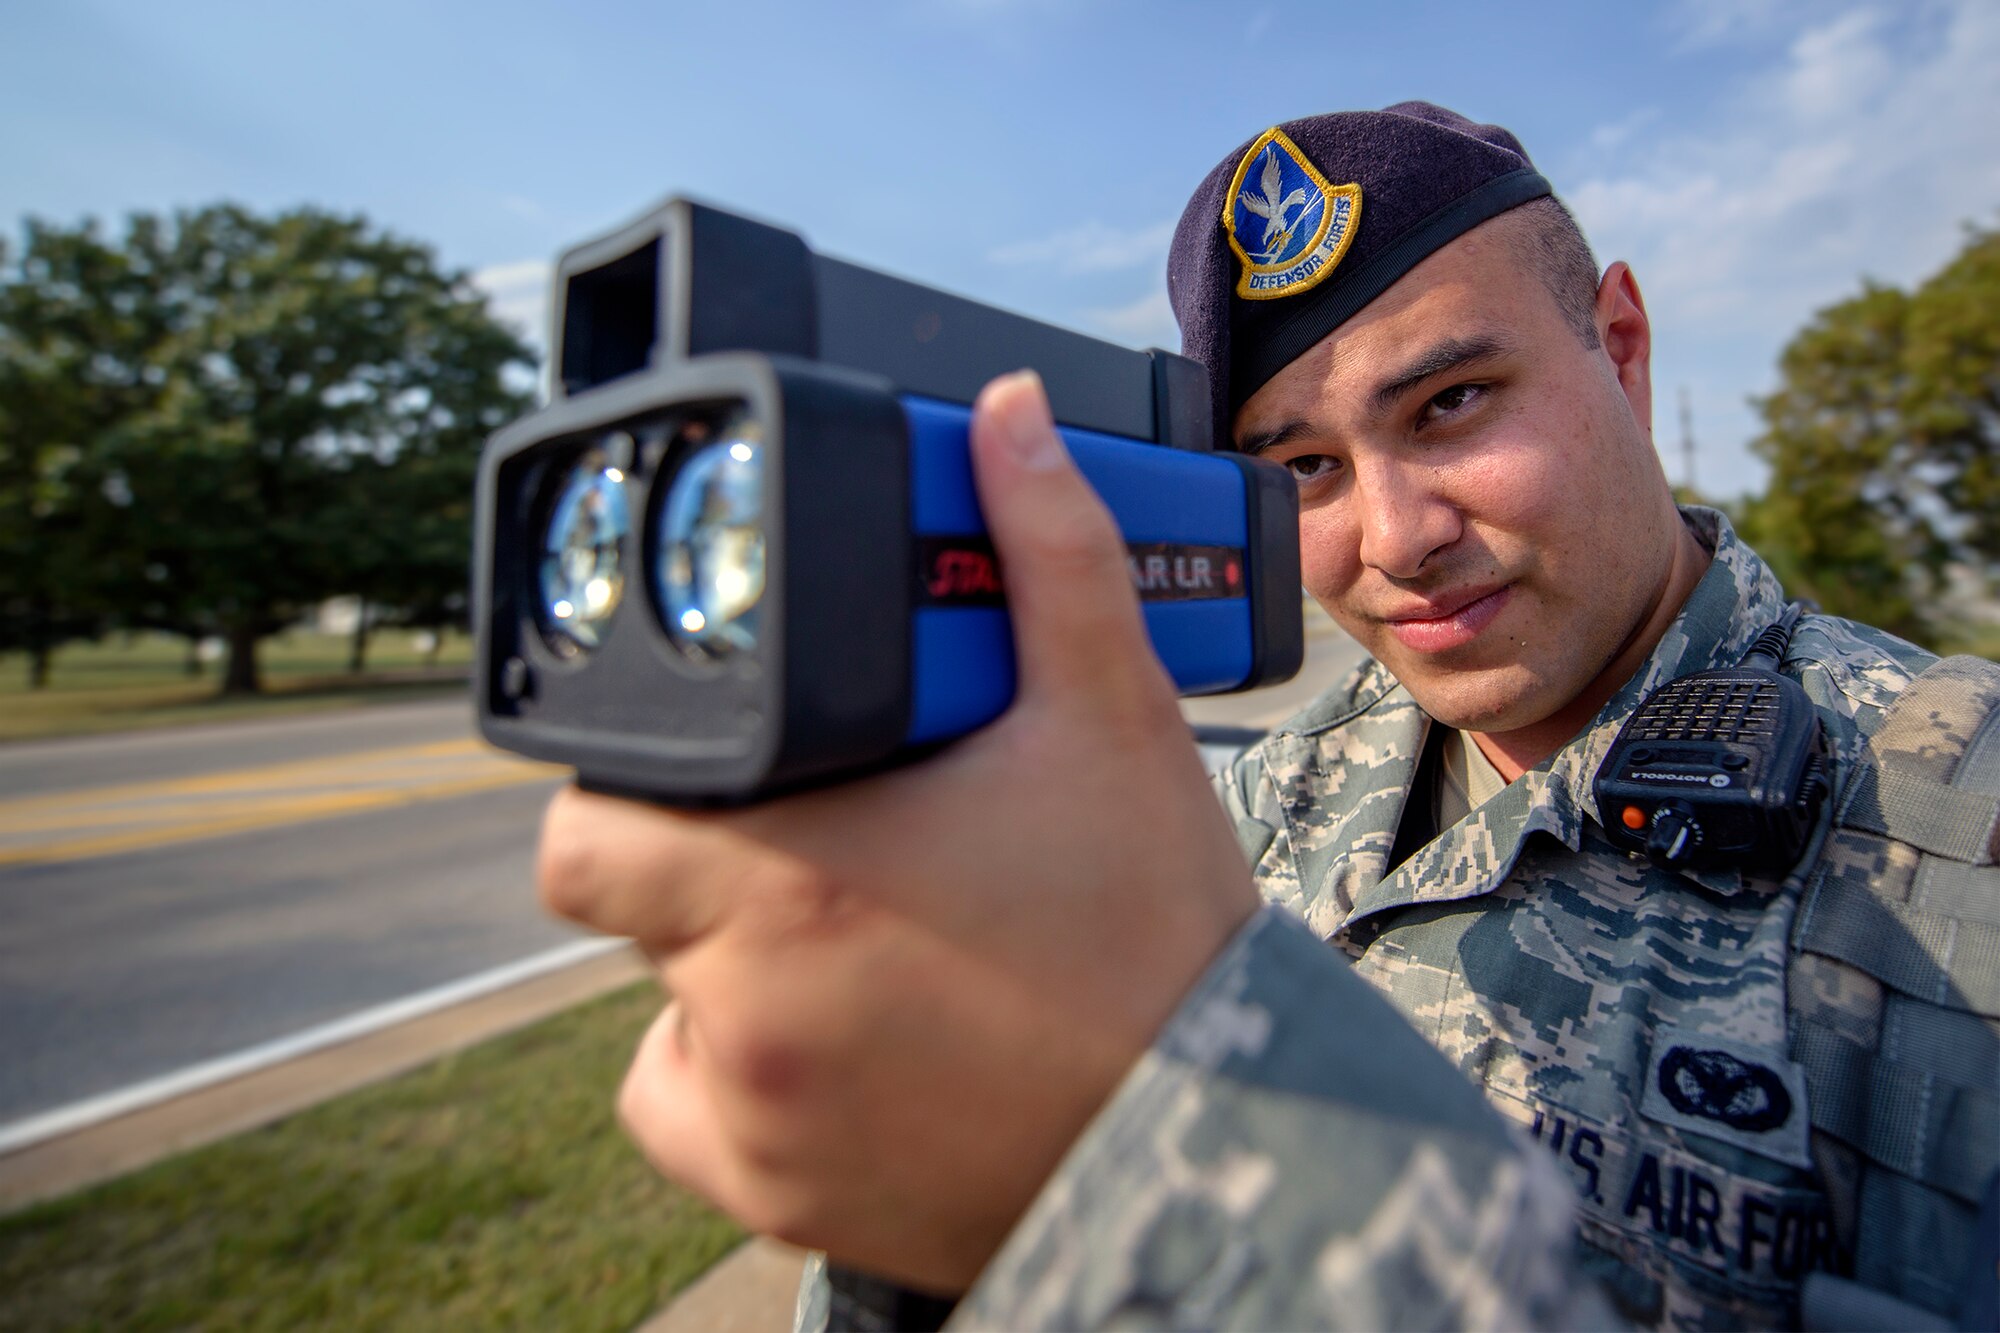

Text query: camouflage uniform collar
(1282, 506), (1790, 940)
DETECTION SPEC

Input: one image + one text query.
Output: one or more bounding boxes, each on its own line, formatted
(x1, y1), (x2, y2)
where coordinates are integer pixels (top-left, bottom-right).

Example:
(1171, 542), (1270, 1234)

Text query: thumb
(967, 371), (1166, 711)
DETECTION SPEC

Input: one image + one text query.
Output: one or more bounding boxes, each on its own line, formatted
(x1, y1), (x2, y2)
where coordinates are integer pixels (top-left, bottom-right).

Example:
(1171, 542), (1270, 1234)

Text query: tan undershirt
(1432, 726), (1509, 831)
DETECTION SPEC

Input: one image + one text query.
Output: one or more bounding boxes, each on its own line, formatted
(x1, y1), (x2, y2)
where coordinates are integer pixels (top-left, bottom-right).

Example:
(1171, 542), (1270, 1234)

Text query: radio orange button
(1622, 805), (1648, 830)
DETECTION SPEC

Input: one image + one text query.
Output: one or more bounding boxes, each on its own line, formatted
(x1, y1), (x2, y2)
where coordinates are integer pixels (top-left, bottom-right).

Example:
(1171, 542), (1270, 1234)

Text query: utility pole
(1678, 387), (1697, 496)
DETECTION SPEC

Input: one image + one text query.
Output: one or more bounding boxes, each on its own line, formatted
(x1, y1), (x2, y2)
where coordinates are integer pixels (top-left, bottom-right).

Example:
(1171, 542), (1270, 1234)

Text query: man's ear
(1596, 261), (1652, 438)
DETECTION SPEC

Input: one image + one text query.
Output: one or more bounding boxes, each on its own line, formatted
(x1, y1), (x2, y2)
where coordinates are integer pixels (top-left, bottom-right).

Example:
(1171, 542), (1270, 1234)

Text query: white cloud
(500, 195), (547, 225)
(1781, 9), (1894, 120)
(1082, 288), (1177, 349)
(471, 258), (553, 349)
(1572, 4), (2000, 328)
(914, 0), (1081, 55)
(1567, 0), (2000, 497)
(929, 0), (1064, 10)
(472, 259), (554, 400)
(1663, 0), (1809, 52)
(987, 219), (1176, 275)
(1589, 107), (1661, 152)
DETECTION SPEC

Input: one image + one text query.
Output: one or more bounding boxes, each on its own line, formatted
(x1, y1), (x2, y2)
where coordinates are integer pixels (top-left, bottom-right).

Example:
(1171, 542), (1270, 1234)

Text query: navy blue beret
(1168, 102), (1551, 444)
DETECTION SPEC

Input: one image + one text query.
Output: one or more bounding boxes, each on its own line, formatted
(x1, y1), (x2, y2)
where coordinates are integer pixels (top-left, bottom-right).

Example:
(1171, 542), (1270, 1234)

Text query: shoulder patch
(1639, 1029), (1814, 1168)
(1224, 128), (1361, 301)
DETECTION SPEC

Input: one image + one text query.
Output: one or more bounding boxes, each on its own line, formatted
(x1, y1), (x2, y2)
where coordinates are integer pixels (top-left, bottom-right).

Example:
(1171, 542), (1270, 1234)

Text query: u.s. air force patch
(1224, 128), (1361, 301)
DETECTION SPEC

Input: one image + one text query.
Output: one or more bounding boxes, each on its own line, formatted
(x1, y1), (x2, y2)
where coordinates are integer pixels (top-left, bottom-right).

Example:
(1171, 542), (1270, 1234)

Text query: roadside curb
(0, 943), (649, 1216)
(639, 1237), (806, 1333)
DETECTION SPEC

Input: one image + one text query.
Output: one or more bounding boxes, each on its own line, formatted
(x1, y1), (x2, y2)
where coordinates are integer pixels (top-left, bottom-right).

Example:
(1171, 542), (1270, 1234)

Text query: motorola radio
(1594, 606), (1832, 874)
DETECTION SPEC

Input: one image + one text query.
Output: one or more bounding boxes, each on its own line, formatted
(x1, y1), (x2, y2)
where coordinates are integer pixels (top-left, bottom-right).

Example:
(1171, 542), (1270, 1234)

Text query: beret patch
(1223, 128), (1363, 302)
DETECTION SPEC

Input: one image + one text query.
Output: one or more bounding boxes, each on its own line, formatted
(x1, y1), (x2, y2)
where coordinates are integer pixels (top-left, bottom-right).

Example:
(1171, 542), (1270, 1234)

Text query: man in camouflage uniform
(1152, 102), (1993, 1330)
(1208, 512), (1932, 1329)
(541, 103), (1994, 1331)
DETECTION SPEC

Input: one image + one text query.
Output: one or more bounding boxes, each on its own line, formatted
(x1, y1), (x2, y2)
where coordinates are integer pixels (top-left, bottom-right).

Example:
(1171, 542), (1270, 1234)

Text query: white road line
(0, 936), (628, 1158)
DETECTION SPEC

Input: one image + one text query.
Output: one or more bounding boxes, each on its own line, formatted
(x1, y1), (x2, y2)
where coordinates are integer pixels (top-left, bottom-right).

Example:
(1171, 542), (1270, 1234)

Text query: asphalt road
(1184, 609), (1366, 737)
(0, 698), (488, 800)
(0, 699), (578, 1126)
(0, 618), (1366, 1130)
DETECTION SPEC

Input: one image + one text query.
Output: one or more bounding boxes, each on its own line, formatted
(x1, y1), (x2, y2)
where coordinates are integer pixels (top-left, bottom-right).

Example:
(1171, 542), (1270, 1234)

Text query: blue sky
(4, 0), (1996, 500)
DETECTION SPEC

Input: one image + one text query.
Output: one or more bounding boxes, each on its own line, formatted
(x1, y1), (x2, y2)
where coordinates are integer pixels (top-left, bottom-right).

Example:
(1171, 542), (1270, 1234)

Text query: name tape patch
(1520, 1100), (1845, 1290)
(1224, 128), (1362, 302)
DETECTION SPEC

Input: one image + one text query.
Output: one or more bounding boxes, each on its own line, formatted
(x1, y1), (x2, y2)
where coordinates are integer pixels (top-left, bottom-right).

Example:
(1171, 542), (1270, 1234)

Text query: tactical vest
(1787, 654), (2000, 1330)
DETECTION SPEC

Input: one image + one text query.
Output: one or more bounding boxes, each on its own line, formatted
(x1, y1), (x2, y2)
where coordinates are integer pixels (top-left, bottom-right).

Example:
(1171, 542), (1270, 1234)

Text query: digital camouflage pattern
(792, 904), (1609, 1330)
(798, 509), (1977, 1331)
(949, 907), (1611, 1330)
(1784, 650), (2000, 1319)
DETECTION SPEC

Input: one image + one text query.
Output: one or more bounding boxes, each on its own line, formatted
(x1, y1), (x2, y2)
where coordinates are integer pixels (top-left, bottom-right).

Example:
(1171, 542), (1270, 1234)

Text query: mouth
(1380, 584), (1513, 654)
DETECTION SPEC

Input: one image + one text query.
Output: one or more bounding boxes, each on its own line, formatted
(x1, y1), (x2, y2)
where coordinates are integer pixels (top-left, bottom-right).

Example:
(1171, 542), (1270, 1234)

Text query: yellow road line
(0, 761), (538, 834)
(0, 781), (517, 834)
(0, 738), (496, 814)
(0, 765), (566, 869)
(0, 738), (569, 868)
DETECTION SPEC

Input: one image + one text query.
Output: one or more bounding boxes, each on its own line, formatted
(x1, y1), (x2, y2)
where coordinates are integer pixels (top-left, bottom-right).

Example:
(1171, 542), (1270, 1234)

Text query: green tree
(1741, 225), (1999, 646)
(1901, 226), (2000, 574)
(0, 206), (534, 693)
(321, 291), (527, 675)
(0, 221), (169, 686)
(138, 205), (533, 692)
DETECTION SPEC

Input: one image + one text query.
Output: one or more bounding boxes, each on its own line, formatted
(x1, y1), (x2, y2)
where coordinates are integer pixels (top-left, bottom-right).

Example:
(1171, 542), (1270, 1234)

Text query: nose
(1354, 460), (1460, 580)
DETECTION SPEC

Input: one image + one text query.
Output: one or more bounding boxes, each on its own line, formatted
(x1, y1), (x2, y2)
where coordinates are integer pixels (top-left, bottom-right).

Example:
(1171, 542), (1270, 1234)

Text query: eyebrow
(1237, 419), (1315, 457)
(1368, 334), (1512, 415)
(1236, 333), (1516, 455)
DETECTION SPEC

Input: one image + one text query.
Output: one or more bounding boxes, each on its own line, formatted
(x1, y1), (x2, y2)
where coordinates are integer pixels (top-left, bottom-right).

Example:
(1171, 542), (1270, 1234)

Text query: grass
(0, 630), (475, 743)
(0, 983), (746, 1332)
(1939, 620), (2000, 663)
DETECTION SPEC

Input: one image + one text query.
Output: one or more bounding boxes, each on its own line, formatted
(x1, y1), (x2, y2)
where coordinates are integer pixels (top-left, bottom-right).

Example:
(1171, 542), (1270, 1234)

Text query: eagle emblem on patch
(1224, 128), (1361, 301)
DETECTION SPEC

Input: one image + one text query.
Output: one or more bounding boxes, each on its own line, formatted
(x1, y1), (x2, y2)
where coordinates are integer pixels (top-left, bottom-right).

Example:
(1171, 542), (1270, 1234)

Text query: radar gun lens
(657, 421), (766, 663)
(537, 444), (631, 653)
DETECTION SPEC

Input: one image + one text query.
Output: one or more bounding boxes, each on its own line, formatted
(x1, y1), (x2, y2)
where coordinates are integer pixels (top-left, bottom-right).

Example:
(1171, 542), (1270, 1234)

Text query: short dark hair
(1507, 197), (1601, 349)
